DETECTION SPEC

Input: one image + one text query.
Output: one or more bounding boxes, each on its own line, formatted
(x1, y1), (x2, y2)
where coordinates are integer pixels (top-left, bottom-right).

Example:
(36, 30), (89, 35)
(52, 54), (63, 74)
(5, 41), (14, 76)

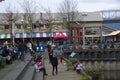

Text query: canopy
(0, 34), (11, 39)
(107, 31), (120, 36)
(53, 32), (69, 40)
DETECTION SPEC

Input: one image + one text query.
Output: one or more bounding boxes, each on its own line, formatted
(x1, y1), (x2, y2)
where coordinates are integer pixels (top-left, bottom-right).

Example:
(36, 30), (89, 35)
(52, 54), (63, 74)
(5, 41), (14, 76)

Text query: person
(49, 48), (53, 63)
(18, 42), (26, 61)
(59, 56), (63, 64)
(34, 58), (48, 76)
(51, 50), (58, 75)
(76, 61), (83, 74)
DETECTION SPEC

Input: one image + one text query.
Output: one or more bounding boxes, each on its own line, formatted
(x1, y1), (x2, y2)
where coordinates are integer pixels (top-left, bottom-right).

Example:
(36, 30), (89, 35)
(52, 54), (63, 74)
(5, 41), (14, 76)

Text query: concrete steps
(0, 53), (32, 80)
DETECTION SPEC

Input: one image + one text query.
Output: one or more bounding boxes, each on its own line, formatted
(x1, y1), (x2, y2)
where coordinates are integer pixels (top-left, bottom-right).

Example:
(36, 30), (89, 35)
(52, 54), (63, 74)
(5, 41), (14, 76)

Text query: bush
(0, 55), (6, 68)
(69, 58), (78, 65)
(0, 55), (5, 62)
(85, 67), (104, 80)
(81, 76), (90, 80)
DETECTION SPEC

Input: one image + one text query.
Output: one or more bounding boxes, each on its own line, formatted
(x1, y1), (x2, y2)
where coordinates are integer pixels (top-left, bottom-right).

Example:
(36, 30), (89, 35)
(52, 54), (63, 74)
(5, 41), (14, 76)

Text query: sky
(0, 0), (120, 13)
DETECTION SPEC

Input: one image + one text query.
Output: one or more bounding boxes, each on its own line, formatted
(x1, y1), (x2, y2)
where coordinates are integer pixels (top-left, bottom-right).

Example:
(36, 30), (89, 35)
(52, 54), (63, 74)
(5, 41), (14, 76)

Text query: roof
(0, 12), (103, 24)
(80, 12), (102, 22)
(107, 30), (120, 36)
(103, 23), (120, 30)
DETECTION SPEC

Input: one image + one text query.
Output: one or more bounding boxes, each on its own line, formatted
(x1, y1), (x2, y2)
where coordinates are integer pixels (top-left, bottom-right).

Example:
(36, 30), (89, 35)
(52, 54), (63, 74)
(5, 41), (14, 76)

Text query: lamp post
(21, 20), (25, 43)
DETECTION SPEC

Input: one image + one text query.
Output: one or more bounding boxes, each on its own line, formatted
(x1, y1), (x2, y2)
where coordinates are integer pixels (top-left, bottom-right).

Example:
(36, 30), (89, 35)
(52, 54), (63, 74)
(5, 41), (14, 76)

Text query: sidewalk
(44, 52), (81, 80)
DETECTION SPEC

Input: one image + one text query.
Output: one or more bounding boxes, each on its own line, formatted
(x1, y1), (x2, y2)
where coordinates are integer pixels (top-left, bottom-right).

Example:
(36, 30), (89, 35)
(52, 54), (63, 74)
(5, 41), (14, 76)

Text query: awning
(0, 34), (11, 39)
(15, 32), (68, 38)
(107, 31), (120, 36)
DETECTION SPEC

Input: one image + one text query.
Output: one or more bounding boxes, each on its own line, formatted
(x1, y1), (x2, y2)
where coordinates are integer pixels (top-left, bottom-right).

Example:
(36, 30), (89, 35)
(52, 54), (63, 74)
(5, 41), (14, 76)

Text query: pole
(100, 26), (103, 43)
(22, 22), (24, 43)
(11, 19), (15, 45)
(82, 26), (85, 49)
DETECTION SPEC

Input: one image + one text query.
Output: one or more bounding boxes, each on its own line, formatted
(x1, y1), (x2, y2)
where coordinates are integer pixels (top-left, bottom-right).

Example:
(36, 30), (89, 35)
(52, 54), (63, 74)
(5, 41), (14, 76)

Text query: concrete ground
(44, 51), (82, 80)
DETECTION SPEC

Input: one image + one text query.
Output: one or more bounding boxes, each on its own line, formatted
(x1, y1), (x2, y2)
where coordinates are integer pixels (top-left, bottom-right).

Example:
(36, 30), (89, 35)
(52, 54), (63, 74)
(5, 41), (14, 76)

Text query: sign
(39, 44), (45, 52)
(69, 52), (76, 58)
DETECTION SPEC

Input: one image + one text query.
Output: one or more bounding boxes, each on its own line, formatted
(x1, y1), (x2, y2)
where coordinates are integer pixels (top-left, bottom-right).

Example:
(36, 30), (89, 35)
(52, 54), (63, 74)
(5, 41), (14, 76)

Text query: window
(5, 25), (9, 29)
(16, 25), (22, 29)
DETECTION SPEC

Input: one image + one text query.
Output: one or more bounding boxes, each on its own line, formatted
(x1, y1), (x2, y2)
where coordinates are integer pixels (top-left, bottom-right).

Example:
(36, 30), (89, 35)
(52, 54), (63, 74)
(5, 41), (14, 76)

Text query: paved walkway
(44, 51), (82, 80)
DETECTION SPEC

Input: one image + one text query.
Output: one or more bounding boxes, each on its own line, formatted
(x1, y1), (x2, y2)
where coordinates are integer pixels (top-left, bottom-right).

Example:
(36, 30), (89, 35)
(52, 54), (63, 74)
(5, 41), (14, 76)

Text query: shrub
(81, 76), (90, 80)
(85, 67), (104, 80)
(0, 55), (6, 68)
(69, 58), (78, 65)
(0, 55), (5, 62)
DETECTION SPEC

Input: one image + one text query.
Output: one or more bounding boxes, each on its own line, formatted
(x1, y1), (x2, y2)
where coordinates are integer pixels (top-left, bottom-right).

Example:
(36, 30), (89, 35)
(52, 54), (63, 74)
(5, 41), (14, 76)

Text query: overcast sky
(0, 0), (120, 13)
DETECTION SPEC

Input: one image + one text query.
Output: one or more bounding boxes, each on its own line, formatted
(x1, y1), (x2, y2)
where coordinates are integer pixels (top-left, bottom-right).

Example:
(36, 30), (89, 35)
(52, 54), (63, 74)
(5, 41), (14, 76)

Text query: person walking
(18, 41), (26, 61)
(51, 49), (58, 75)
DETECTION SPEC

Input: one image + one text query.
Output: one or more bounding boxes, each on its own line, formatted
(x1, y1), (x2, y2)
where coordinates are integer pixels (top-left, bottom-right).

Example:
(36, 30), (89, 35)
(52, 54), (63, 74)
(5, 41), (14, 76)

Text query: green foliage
(85, 67), (104, 79)
(0, 55), (5, 62)
(69, 58), (78, 65)
(81, 76), (90, 80)
(0, 55), (6, 68)
(66, 61), (72, 66)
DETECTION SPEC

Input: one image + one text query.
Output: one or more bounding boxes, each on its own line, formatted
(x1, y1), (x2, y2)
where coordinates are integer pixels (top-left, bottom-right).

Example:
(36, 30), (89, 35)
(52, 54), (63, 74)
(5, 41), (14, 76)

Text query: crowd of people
(0, 41), (27, 64)
(0, 40), (85, 77)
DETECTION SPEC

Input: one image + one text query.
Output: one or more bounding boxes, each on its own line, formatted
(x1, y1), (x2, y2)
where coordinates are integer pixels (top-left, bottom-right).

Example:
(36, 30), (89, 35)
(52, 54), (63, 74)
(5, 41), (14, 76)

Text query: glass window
(16, 25), (22, 29)
(5, 25), (9, 29)
(85, 27), (100, 35)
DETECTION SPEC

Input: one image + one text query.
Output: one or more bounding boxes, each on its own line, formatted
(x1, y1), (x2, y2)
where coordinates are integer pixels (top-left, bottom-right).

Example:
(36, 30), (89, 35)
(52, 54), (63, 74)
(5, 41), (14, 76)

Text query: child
(34, 58), (48, 76)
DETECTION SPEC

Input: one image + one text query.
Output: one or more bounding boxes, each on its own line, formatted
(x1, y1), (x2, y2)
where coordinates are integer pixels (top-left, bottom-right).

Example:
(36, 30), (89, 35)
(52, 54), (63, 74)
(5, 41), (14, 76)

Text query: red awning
(53, 32), (69, 40)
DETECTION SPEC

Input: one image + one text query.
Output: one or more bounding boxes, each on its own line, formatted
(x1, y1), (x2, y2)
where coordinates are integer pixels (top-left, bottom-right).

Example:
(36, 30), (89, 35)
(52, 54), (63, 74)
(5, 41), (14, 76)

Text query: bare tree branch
(41, 7), (55, 42)
(19, 0), (41, 42)
(3, 4), (20, 23)
(57, 0), (80, 42)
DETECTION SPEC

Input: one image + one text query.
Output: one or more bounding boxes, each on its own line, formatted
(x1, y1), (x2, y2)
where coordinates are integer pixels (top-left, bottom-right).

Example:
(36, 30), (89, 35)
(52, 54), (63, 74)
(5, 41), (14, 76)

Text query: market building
(0, 10), (120, 44)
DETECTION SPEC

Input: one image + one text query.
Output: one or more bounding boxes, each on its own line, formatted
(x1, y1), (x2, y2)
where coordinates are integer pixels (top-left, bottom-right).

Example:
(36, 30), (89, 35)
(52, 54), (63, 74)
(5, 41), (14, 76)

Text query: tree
(2, 4), (20, 45)
(19, 0), (41, 42)
(42, 7), (55, 43)
(58, 0), (80, 43)
(3, 4), (20, 22)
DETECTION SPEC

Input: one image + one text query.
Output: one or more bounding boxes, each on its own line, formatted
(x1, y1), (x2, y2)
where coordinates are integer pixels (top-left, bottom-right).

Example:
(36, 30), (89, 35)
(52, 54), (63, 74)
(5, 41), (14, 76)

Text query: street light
(21, 20), (25, 43)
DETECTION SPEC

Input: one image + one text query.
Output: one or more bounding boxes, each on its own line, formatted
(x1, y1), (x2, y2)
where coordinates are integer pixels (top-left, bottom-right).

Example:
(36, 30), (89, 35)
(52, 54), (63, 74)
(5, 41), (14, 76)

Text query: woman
(51, 51), (58, 75)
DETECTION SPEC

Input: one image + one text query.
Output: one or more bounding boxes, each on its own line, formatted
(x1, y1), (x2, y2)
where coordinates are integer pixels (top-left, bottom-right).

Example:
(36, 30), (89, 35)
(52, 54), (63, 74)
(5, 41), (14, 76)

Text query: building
(0, 10), (120, 44)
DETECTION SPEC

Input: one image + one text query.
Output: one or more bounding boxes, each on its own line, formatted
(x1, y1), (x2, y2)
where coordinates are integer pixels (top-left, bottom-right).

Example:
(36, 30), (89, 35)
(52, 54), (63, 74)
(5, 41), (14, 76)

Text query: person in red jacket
(59, 56), (63, 64)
